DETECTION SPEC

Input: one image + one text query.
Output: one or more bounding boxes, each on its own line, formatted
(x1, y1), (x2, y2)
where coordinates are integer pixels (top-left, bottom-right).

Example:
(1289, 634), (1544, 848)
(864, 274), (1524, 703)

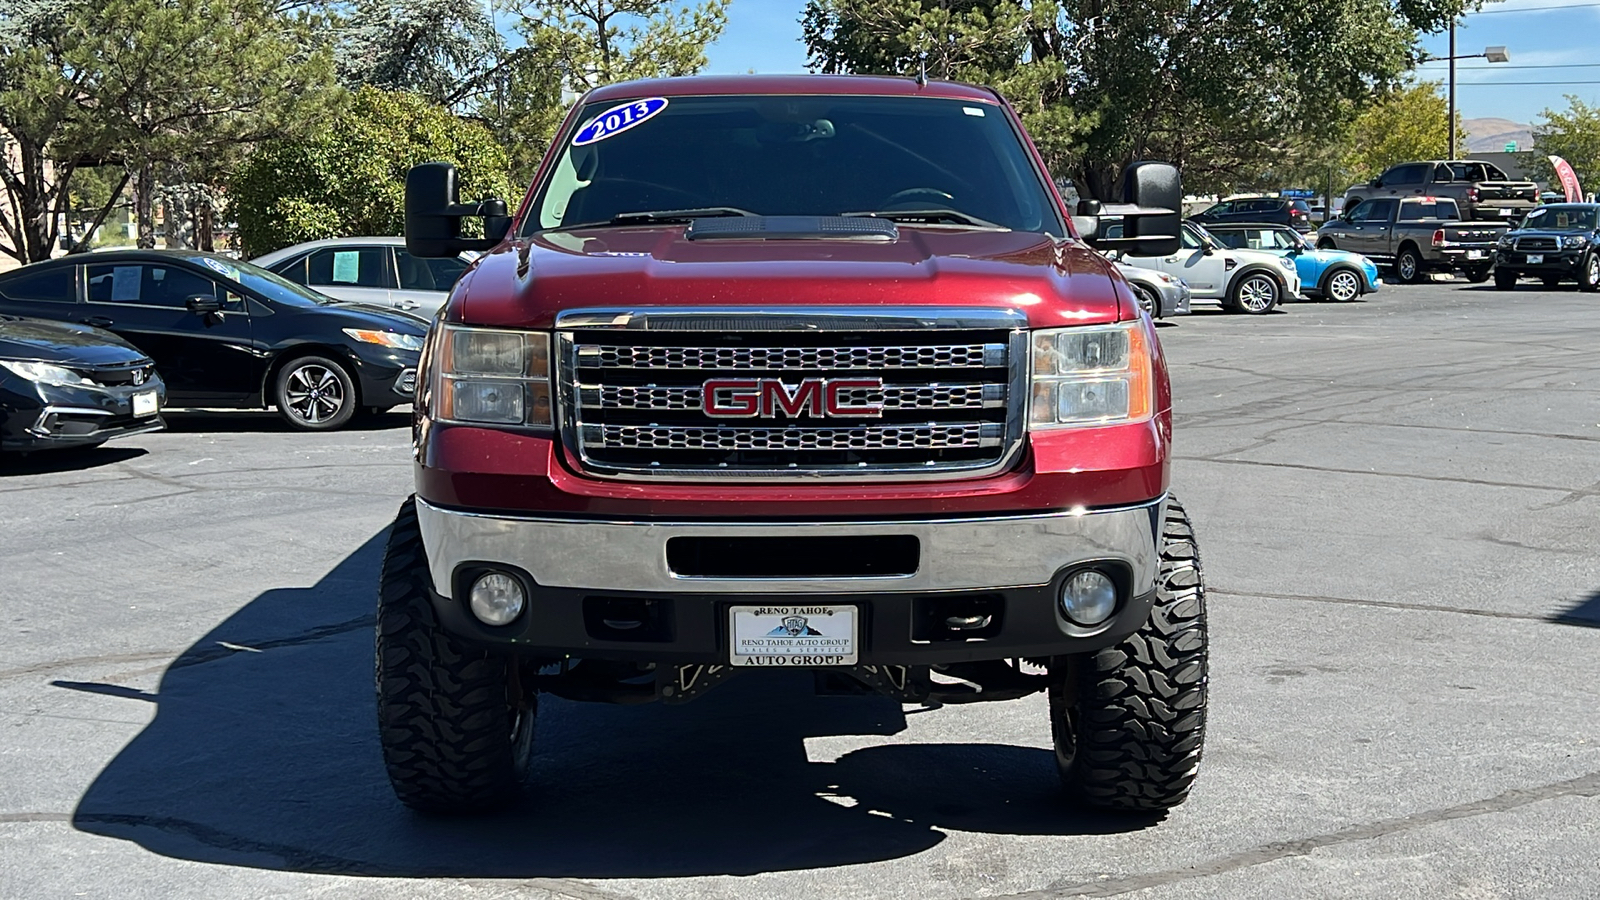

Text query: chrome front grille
(556, 307), (1027, 481)
(1516, 236), (1558, 251)
(579, 342), (1001, 370)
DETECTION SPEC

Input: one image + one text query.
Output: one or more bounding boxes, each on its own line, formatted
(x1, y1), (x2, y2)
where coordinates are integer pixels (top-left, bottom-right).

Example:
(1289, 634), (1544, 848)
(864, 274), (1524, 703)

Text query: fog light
(1059, 569), (1118, 626)
(469, 572), (525, 626)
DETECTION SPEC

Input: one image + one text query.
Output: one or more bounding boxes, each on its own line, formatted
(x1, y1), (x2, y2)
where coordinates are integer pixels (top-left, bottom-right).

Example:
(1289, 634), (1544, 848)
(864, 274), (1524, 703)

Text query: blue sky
(704, 0), (1599, 128)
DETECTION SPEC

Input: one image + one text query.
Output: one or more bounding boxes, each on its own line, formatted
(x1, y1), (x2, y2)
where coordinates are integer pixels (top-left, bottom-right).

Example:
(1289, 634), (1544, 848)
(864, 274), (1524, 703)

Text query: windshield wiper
(608, 207), (756, 224)
(841, 209), (1005, 229)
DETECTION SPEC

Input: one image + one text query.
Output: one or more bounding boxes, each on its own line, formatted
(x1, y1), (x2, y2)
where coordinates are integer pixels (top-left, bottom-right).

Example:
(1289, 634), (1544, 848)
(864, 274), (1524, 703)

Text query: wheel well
(1131, 282), (1161, 317)
(262, 346), (362, 409)
(1396, 241), (1420, 258)
(1320, 265), (1363, 292)
(1230, 266), (1283, 294)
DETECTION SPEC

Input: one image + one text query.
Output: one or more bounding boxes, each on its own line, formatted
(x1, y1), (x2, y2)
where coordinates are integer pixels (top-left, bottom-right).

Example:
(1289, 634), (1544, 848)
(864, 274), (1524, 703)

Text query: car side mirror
(1075, 162), (1182, 257)
(1369, 177), (1382, 188)
(185, 294), (222, 315)
(405, 161), (513, 258)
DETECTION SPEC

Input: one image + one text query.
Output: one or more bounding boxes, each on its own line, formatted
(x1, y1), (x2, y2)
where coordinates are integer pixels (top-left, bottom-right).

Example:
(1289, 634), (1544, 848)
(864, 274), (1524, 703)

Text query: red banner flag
(1548, 155), (1583, 202)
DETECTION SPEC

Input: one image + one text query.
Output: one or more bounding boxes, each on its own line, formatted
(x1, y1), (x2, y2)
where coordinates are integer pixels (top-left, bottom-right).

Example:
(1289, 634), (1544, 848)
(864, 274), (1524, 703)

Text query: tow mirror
(1075, 162), (1182, 257)
(405, 161), (513, 258)
(185, 294), (222, 315)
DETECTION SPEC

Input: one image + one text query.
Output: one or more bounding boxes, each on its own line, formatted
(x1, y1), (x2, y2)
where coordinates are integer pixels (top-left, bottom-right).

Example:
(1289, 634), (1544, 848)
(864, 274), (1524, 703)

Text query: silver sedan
(1116, 262), (1191, 318)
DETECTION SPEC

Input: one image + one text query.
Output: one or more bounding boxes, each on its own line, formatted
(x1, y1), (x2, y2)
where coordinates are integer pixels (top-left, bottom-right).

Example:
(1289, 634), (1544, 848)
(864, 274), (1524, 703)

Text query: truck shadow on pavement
(71, 530), (1156, 878)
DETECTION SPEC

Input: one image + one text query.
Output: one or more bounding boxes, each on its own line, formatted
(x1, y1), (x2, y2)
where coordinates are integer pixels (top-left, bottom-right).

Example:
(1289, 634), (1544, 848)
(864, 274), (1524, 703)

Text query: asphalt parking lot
(2, 279), (1597, 899)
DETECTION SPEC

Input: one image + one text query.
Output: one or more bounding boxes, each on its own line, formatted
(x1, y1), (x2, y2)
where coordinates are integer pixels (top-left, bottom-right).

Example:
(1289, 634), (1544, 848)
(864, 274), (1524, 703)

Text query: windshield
(182, 254), (336, 307)
(1523, 206), (1597, 232)
(526, 94), (1063, 235)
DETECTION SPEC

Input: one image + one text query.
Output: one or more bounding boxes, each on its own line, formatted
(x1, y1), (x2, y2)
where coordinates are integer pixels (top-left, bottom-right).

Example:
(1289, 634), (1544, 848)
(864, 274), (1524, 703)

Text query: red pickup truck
(377, 75), (1209, 816)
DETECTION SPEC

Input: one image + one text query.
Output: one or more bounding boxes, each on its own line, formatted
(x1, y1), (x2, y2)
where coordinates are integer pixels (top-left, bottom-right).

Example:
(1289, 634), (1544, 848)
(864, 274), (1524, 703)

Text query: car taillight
(1432, 229), (1445, 247)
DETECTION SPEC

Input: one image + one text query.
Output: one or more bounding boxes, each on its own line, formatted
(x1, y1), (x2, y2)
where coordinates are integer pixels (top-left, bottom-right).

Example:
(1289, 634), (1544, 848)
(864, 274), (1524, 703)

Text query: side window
(1484, 164), (1507, 180)
(274, 255), (310, 285)
(304, 247), (390, 289)
(86, 264), (216, 307)
(0, 266), (75, 302)
(1345, 200), (1371, 222)
(1179, 227), (1203, 249)
(1210, 231), (1248, 249)
(395, 249), (469, 291)
(1383, 165), (1426, 187)
(1434, 164), (1454, 182)
(1363, 199), (1398, 222)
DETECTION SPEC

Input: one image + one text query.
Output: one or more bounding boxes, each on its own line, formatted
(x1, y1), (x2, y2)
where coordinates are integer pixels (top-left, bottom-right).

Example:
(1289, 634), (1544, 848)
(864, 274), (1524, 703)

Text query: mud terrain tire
(376, 496), (535, 813)
(1050, 495), (1208, 811)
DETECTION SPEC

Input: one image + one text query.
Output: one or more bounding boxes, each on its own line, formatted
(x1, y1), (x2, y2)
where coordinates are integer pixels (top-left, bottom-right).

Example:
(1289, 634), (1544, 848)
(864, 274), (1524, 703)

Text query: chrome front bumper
(415, 496), (1165, 599)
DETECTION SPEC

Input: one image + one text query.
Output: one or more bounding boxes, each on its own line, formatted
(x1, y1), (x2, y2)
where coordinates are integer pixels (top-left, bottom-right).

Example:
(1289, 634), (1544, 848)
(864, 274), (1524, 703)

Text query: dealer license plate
(729, 605), (857, 667)
(1527, 254), (1544, 265)
(1500, 208), (1515, 216)
(132, 390), (158, 417)
(1467, 250), (1486, 260)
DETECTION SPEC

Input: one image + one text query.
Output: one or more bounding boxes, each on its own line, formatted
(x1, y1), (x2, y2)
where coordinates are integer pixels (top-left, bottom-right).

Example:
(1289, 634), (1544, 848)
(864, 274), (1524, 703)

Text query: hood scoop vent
(685, 215), (898, 242)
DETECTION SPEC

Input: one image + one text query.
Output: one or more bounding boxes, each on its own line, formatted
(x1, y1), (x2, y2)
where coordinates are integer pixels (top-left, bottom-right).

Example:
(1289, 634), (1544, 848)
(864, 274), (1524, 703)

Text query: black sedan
(1, 314), (165, 452)
(0, 250), (427, 430)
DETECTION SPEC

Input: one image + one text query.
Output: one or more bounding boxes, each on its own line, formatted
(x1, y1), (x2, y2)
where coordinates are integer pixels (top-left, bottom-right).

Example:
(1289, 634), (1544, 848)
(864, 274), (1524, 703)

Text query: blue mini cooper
(1202, 222), (1382, 301)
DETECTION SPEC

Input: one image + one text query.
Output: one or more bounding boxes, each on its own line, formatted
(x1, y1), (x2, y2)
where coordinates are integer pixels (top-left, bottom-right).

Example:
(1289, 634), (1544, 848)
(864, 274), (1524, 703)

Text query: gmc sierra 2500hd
(378, 75), (1209, 816)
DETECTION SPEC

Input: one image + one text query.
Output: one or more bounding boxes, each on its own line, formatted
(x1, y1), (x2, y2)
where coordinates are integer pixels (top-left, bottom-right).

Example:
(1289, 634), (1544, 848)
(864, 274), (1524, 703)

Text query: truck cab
(375, 75), (1210, 816)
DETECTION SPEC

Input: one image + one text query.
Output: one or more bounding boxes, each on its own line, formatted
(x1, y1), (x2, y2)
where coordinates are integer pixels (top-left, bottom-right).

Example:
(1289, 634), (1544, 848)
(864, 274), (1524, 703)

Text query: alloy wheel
(1328, 270), (1361, 302)
(1398, 255), (1417, 281)
(1238, 275), (1277, 313)
(283, 364), (345, 425)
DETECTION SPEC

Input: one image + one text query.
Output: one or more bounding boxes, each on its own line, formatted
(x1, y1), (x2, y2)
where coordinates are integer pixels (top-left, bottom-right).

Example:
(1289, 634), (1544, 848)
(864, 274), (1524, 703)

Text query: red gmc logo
(702, 378), (884, 418)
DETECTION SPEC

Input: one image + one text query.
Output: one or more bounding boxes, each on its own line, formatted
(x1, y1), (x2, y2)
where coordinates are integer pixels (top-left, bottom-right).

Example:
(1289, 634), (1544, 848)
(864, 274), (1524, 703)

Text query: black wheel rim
(283, 364), (345, 424)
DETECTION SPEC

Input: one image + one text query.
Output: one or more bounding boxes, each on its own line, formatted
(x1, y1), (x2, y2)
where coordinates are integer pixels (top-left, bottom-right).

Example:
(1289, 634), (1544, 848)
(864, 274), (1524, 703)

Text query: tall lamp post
(1424, 25), (1510, 159)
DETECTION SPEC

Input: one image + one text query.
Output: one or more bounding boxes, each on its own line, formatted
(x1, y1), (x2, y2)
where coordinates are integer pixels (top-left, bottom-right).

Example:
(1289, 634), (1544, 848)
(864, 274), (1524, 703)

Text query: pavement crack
(1174, 455), (1584, 495)
(995, 770), (1600, 898)
(1212, 588), (1600, 628)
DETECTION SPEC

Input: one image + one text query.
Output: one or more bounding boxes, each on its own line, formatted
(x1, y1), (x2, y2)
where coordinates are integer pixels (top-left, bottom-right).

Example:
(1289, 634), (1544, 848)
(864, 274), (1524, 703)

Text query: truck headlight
(432, 324), (552, 428)
(1497, 235), (1514, 249)
(0, 360), (94, 387)
(1029, 322), (1153, 428)
(1562, 235), (1589, 249)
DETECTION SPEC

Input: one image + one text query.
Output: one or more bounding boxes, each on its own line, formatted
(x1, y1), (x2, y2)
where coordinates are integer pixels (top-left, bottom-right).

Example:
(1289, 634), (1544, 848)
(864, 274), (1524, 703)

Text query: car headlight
(1561, 235), (1589, 249)
(343, 328), (425, 351)
(0, 360), (94, 387)
(1154, 272), (1176, 284)
(1030, 322), (1153, 429)
(1497, 235), (1514, 249)
(431, 324), (551, 428)
(1277, 258), (1296, 270)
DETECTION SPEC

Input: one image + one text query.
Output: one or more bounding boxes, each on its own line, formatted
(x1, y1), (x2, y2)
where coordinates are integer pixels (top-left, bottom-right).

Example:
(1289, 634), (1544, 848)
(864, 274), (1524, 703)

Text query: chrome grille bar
(582, 422), (1004, 451)
(582, 383), (1004, 411)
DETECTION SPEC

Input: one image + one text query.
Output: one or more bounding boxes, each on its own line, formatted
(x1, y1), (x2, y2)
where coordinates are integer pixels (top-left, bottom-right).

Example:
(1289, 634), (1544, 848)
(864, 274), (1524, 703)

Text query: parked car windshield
(178, 254), (337, 307)
(1523, 206), (1597, 232)
(527, 94), (1063, 235)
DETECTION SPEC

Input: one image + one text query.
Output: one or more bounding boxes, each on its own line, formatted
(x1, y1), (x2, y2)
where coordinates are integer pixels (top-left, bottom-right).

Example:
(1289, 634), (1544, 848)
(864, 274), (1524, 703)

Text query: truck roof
(584, 74), (1002, 105)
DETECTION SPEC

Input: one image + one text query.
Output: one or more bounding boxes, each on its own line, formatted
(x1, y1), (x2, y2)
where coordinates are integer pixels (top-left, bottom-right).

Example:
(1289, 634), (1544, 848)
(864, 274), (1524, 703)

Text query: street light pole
(1448, 22), (1457, 159)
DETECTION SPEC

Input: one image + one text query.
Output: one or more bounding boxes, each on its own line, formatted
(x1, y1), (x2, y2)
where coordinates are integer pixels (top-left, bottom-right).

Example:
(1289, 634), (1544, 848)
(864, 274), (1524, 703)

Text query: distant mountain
(1464, 117), (1534, 153)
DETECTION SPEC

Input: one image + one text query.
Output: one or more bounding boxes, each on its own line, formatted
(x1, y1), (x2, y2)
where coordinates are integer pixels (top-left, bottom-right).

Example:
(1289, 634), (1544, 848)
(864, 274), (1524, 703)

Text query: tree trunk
(198, 198), (214, 252)
(135, 164), (156, 249)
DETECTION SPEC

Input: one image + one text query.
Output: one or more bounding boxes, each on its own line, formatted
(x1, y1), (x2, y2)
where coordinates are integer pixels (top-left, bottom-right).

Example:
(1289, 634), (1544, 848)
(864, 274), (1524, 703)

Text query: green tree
(228, 86), (514, 256)
(1529, 95), (1600, 198)
(336, 0), (505, 109)
(1340, 81), (1464, 184)
(803, 0), (1475, 200)
(487, 0), (731, 178)
(0, 0), (336, 261)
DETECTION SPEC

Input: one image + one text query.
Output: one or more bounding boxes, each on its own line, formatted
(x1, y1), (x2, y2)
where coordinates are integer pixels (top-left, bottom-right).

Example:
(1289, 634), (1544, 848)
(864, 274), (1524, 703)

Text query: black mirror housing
(405, 161), (513, 258)
(185, 293), (222, 314)
(1073, 162), (1182, 257)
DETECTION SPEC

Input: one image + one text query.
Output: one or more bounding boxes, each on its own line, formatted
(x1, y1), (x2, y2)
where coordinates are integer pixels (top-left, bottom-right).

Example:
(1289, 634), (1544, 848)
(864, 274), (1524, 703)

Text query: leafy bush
(229, 86), (514, 257)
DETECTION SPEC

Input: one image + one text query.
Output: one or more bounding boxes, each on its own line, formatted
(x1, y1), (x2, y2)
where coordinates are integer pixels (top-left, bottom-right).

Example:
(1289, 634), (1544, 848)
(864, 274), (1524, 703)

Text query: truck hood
(452, 226), (1129, 329)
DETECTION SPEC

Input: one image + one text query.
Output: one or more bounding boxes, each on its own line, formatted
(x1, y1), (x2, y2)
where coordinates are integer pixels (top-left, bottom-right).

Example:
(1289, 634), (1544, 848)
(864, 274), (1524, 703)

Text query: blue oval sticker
(572, 97), (669, 147)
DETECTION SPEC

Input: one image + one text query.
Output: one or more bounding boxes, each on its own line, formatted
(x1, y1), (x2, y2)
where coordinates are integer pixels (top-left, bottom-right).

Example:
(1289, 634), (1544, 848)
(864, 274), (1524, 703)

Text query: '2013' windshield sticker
(573, 97), (669, 146)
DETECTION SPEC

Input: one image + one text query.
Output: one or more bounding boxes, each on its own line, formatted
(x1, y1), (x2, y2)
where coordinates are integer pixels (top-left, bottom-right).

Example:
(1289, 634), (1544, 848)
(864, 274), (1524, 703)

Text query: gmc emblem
(702, 378), (884, 418)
